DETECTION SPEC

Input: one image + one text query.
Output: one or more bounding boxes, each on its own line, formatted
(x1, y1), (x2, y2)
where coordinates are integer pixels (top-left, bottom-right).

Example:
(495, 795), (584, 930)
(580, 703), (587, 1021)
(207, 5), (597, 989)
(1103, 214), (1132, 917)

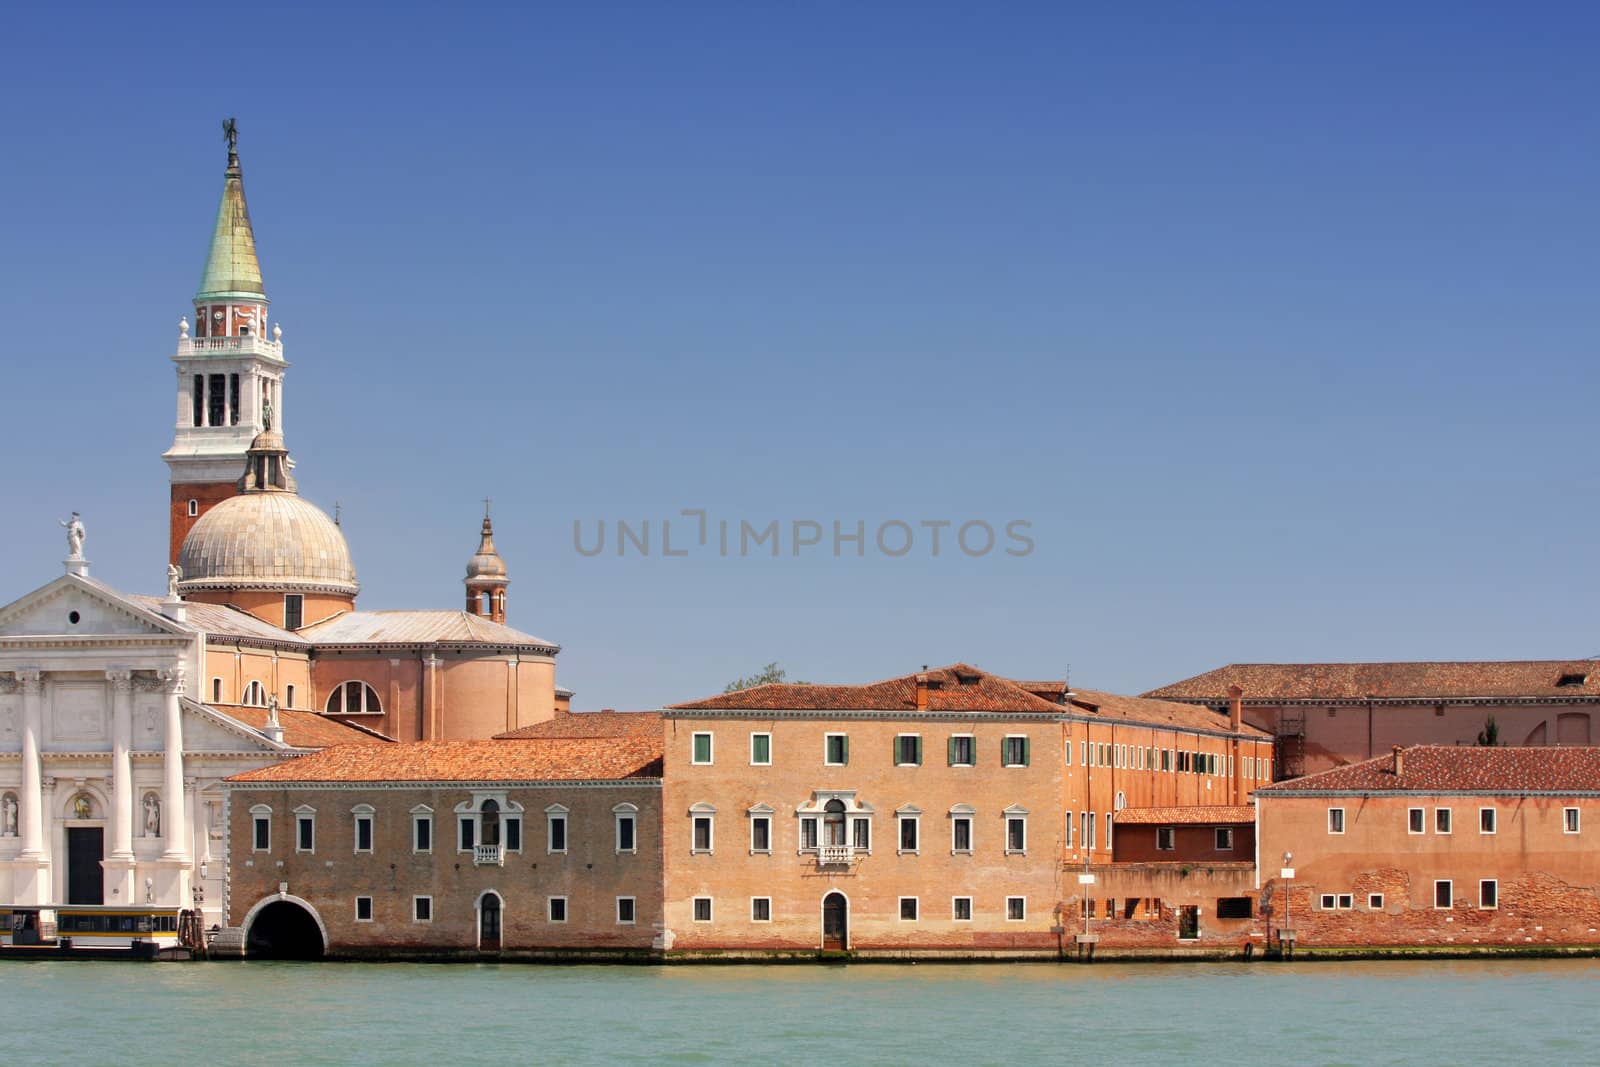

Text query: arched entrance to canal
(822, 892), (848, 950)
(244, 896), (328, 960)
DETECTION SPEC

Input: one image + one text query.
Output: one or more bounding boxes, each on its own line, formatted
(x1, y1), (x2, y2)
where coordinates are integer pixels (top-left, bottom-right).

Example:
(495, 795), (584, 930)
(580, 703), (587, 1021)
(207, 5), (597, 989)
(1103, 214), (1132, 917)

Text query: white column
(17, 670), (44, 859)
(108, 670), (134, 859)
(161, 668), (189, 860)
(189, 778), (210, 868)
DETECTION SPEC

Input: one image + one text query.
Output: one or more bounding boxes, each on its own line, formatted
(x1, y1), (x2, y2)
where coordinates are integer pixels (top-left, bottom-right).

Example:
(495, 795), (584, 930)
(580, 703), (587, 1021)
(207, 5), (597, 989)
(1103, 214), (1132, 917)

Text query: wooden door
(67, 827), (104, 905)
(480, 895), (502, 950)
(822, 892), (847, 950)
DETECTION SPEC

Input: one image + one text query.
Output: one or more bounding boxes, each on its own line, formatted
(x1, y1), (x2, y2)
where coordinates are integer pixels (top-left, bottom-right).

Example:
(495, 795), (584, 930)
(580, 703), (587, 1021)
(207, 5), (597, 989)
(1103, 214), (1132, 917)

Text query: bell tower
(465, 504), (510, 625)
(162, 118), (288, 564)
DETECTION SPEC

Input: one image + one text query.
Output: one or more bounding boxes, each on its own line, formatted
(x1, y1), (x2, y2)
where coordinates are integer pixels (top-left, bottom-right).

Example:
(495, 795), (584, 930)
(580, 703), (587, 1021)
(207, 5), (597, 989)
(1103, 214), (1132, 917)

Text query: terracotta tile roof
(668, 664), (1067, 714)
(1114, 805), (1256, 826)
(128, 595), (309, 645)
(1144, 660), (1600, 701)
(1258, 745), (1600, 794)
(296, 610), (557, 650)
(1065, 688), (1271, 738)
(227, 736), (663, 784)
(1012, 679), (1070, 701)
(217, 704), (390, 748)
(494, 711), (662, 740)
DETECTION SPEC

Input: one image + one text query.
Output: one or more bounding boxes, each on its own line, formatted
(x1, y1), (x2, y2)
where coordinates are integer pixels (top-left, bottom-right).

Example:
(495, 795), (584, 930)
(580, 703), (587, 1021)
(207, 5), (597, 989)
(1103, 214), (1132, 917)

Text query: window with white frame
(250, 805), (271, 852)
(1004, 807), (1028, 854)
(1479, 879), (1497, 910)
(824, 733), (849, 766)
(546, 805), (568, 854)
(1368, 893), (1385, 910)
(1566, 807), (1581, 834)
(749, 805), (772, 853)
(325, 681), (382, 715)
(1064, 811), (1074, 849)
(751, 897), (771, 922)
(1434, 880), (1453, 909)
(1337, 894), (1353, 910)
(295, 806), (315, 853)
(692, 732), (714, 765)
(212, 677), (223, 703)
(617, 897), (637, 924)
(897, 807), (920, 854)
(1479, 807), (1497, 834)
(413, 896), (432, 923)
(1002, 735), (1030, 767)
(1156, 827), (1175, 851)
(895, 734), (923, 766)
(1085, 811), (1095, 850)
(504, 809), (522, 852)
(548, 897), (568, 923)
(352, 805), (374, 853)
(691, 803), (715, 854)
(852, 813), (871, 851)
(953, 897), (973, 921)
(951, 806), (974, 854)
(750, 732), (771, 766)
(1328, 807), (1345, 834)
(1435, 807), (1452, 834)
(1214, 827), (1234, 851)
(692, 897), (712, 922)
(285, 683), (296, 708)
(1408, 807), (1425, 834)
(949, 734), (975, 767)
(614, 803), (638, 853)
(1006, 897), (1025, 921)
(899, 897), (919, 921)
(1104, 812), (1113, 852)
(458, 814), (476, 851)
(799, 815), (818, 850)
(242, 680), (266, 707)
(1320, 894), (1336, 910)
(355, 896), (373, 922)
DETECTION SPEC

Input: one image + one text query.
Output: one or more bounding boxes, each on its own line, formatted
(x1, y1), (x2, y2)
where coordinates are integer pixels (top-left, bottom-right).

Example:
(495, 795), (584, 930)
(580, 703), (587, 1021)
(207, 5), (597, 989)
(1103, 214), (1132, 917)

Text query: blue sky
(2, 3), (1596, 709)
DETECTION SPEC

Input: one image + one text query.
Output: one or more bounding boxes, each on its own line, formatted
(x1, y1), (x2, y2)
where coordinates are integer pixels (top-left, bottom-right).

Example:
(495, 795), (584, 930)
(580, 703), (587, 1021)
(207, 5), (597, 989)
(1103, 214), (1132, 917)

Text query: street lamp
(1279, 851), (1294, 957)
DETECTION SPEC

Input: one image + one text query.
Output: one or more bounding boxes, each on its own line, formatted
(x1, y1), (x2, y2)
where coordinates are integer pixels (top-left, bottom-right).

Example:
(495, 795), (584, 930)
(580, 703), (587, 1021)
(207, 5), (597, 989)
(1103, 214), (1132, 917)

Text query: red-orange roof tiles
(227, 737), (663, 784)
(1259, 745), (1600, 794)
(668, 664), (1068, 714)
(1145, 661), (1600, 701)
(494, 711), (662, 740)
(219, 704), (390, 748)
(1114, 805), (1256, 826)
(1066, 688), (1271, 738)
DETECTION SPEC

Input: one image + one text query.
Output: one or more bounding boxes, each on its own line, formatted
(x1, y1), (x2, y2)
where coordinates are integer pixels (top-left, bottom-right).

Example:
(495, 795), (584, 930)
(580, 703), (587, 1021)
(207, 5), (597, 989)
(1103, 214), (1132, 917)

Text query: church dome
(178, 492), (359, 596)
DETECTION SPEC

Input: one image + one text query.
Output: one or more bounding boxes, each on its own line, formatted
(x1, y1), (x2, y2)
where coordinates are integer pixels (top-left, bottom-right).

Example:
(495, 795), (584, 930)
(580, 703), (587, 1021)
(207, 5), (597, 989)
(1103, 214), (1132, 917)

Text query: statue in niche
(60, 512), (86, 560)
(73, 794), (92, 821)
(1, 794), (17, 836)
(143, 793), (161, 836)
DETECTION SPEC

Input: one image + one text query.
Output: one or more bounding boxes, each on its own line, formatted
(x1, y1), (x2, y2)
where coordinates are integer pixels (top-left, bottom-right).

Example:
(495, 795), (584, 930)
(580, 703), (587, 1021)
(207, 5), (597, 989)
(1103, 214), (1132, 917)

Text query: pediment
(182, 700), (284, 754)
(0, 575), (189, 641)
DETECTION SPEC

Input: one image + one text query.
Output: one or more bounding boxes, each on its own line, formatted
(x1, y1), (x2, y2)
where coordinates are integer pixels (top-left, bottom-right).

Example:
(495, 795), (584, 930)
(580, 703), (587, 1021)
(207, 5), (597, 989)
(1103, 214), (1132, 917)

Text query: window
(1005, 812), (1028, 854)
(750, 814), (771, 853)
(285, 684), (295, 709)
(615, 804), (638, 853)
(1337, 894), (1353, 910)
(480, 799), (501, 847)
(898, 812), (920, 854)
(242, 680), (266, 707)
(894, 734), (923, 766)
(617, 897), (637, 924)
(1216, 897), (1252, 919)
(1085, 811), (1096, 851)
(1215, 827), (1234, 851)
(1566, 807), (1581, 834)
(1328, 808), (1345, 834)
(1064, 811), (1074, 849)
(692, 732), (713, 765)
(1002, 735), (1031, 767)
(1104, 813), (1113, 852)
(949, 735), (975, 766)
(413, 896), (432, 923)
(899, 897), (919, 921)
(952, 814), (973, 854)
(1435, 808), (1452, 834)
(325, 681), (382, 715)
(824, 733), (849, 766)
(211, 677), (223, 703)
(1320, 894), (1337, 910)
(458, 815), (475, 851)
(1434, 880), (1453, 909)
(751, 897), (772, 922)
(187, 498), (199, 517)
(1156, 827), (1175, 851)
(504, 815), (522, 852)
(953, 897), (973, 921)
(1479, 880), (1498, 910)
(548, 897), (568, 923)
(355, 897), (373, 922)
(800, 817), (818, 850)
(1368, 893), (1385, 910)
(692, 897), (712, 922)
(546, 806), (568, 853)
(352, 806), (374, 853)
(295, 808), (315, 853)
(1479, 808), (1497, 835)
(852, 816), (871, 851)
(250, 805), (271, 852)
(1006, 897), (1026, 921)
(413, 809), (433, 853)
(283, 594), (303, 631)
(692, 805), (715, 853)
(1408, 808), (1425, 834)
(750, 732), (771, 766)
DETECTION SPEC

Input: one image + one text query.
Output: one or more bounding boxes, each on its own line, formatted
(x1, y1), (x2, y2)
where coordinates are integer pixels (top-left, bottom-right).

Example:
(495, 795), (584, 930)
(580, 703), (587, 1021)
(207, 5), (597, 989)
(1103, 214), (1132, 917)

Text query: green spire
(196, 118), (266, 302)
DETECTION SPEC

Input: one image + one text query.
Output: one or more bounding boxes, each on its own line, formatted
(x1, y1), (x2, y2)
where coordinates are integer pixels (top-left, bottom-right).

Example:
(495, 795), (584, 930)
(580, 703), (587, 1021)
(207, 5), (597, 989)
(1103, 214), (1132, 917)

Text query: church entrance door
(66, 827), (104, 905)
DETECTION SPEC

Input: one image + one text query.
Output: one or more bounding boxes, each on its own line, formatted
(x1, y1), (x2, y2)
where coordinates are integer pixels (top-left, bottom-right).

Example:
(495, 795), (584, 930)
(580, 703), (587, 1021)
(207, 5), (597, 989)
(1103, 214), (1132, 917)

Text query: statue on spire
(222, 116), (238, 154)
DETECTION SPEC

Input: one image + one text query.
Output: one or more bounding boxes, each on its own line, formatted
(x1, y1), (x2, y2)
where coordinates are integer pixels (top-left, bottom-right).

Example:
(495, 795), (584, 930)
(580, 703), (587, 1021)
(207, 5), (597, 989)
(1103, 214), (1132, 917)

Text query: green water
(7, 958), (1599, 1065)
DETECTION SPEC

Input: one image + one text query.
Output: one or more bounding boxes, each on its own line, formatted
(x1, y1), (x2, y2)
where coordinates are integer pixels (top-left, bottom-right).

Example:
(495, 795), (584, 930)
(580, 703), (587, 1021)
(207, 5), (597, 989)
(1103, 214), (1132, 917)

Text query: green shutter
(948, 737), (958, 766)
(914, 737), (923, 766)
(893, 736), (902, 764)
(1022, 737), (1032, 766)
(841, 735), (849, 765)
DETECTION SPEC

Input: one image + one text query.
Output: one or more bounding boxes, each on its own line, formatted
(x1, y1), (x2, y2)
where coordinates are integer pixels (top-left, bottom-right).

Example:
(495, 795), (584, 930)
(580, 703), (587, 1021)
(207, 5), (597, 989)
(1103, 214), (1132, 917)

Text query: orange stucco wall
(201, 645), (313, 709)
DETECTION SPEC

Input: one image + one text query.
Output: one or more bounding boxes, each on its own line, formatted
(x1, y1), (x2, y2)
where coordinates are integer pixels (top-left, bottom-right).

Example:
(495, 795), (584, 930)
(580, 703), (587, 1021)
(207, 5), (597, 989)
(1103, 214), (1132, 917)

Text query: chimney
(1227, 684), (1244, 732)
(1392, 745), (1404, 778)
(914, 673), (929, 711)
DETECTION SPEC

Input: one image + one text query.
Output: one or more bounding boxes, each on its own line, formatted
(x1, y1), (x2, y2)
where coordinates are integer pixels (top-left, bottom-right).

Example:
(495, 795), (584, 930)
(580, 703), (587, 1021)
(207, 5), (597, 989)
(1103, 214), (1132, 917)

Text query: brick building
(1145, 660), (1600, 778)
(1255, 745), (1600, 950)
(222, 735), (663, 959)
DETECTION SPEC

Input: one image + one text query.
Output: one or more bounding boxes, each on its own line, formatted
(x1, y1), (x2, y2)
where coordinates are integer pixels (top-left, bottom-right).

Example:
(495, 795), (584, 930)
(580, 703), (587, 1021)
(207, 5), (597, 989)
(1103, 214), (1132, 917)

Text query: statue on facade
(167, 564), (181, 599)
(60, 512), (85, 560)
(262, 398), (273, 432)
(1, 794), (16, 836)
(144, 793), (161, 837)
(73, 794), (92, 820)
(222, 116), (238, 153)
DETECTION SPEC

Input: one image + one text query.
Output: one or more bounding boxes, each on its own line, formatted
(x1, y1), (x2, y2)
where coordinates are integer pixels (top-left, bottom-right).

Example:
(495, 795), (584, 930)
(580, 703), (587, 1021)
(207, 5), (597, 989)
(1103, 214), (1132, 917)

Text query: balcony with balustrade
(474, 844), (504, 867)
(176, 333), (284, 362)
